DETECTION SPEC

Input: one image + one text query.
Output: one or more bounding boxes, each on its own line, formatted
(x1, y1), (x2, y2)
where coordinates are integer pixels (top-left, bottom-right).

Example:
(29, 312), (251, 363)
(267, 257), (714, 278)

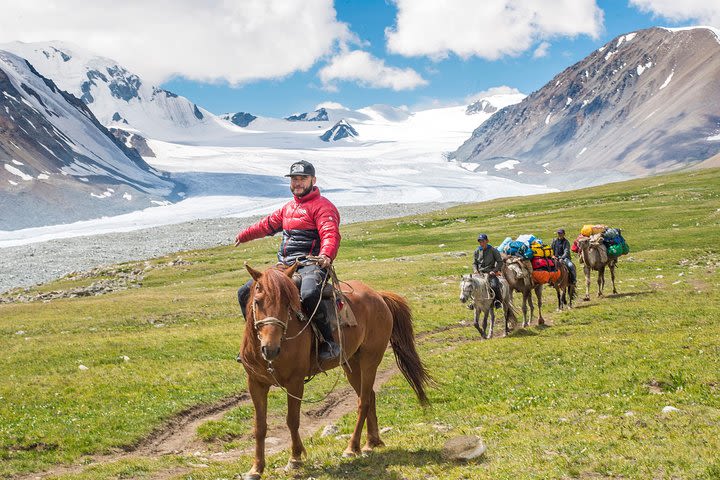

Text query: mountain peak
(452, 26), (720, 188)
(319, 119), (358, 142)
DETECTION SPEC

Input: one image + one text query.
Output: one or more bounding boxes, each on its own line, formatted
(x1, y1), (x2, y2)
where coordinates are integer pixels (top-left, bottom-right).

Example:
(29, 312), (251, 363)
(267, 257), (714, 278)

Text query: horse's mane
(255, 267), (302, 312)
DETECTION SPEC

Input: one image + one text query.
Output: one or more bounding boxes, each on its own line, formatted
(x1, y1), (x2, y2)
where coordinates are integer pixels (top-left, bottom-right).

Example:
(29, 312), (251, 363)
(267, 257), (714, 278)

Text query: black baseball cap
(557, 228), (565, 234)
(286, 160), (315, 177)
(477, 233), (488, 241)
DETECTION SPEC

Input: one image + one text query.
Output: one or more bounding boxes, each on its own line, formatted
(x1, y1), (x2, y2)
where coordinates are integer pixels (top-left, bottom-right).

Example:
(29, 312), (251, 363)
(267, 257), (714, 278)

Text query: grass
(1, 168), (719, 479)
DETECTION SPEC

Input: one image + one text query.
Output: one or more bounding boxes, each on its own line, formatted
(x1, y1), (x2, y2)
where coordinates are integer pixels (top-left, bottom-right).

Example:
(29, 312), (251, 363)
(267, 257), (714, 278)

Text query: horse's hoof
(285, 459), (303, 471)
(342, 449), (358, 458)
(243, 473), (262, 480)
(583, 297), (590, 302)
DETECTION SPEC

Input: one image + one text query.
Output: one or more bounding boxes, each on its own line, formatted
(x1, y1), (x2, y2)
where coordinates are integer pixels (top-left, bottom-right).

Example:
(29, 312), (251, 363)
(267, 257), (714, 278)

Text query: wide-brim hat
(286, 160), (315, 177)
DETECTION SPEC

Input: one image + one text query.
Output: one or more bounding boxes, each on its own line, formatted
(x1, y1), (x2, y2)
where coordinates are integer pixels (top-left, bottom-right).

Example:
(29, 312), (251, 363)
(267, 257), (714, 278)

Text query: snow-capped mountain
(451, 27), (720, 188)
(0, 41), (236, 142)
(285, 107), (329, 122)
(320, 119), (358, 142)
(0, 50), (177, 230)
(220, 112), (257, 128)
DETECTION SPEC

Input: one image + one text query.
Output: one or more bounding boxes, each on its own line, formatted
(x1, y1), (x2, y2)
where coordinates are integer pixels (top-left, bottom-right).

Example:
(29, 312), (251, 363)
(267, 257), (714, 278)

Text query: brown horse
(577, 235), (617, 301)
(548, 260), (577, 310)
(240, 262), (430, 480)
(502, 257), (545, 326)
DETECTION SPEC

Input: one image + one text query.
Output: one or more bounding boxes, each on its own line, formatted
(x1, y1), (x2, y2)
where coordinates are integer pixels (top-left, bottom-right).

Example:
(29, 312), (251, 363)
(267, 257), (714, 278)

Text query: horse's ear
(285, 261), (300, 277)
(245, 263), (263, 281)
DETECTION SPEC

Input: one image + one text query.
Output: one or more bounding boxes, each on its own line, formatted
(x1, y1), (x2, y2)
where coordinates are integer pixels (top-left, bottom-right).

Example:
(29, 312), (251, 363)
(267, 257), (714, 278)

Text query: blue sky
(1, 1), (718, 117)
(161, 0), (709, 116)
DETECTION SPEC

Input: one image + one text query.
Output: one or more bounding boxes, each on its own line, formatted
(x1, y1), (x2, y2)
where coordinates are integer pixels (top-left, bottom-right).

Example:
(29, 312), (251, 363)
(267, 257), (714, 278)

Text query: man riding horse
(551, 228), (577, 284)
(235, 160), (341, 361)
(473, 233), (503, 309)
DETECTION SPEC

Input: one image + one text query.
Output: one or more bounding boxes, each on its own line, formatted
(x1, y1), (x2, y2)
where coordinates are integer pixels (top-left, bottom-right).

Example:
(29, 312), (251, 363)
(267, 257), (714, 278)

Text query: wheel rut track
(14, 320), (494, 479)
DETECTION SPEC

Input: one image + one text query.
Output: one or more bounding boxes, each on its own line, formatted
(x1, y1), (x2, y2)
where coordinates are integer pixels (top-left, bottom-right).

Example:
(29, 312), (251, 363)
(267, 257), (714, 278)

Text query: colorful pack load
(532, 270), (562, 284)
(498, 236), (513, 254)
(515, 234), (536, 245)
(602, 227), (630, 257)
(530, 241), (553, 258)
(507, 240), (533, 259)
(571, 235), (585, 253)
(531, 257), (556, 271)
(580, 224), (608, 237)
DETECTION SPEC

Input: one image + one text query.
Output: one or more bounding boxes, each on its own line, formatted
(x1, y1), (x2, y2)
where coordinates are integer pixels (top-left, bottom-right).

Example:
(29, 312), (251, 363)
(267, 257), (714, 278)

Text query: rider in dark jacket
(473, 234), (504, 309)
(551, 228), (576, 284)
(235, 160), (341, 360)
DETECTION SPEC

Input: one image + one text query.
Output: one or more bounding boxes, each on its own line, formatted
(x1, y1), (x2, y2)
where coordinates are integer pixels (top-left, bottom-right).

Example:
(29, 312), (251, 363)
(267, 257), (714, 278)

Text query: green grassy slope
(1, 168), (719, 479)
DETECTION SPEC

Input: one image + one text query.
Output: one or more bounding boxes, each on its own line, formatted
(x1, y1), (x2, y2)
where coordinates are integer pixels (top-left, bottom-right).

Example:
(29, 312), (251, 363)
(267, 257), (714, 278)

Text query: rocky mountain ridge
(451, 27), (720, 188)
(0, 49), (177, 230)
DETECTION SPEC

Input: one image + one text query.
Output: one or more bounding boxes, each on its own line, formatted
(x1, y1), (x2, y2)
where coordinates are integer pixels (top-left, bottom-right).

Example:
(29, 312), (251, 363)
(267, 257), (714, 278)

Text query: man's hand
(234, 233), (244, 247)
(317, 254), (332, 268)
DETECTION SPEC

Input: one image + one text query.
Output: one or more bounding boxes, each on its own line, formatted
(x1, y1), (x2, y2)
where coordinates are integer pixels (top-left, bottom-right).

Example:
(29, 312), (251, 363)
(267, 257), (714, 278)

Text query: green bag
(608, 243), (623, 256)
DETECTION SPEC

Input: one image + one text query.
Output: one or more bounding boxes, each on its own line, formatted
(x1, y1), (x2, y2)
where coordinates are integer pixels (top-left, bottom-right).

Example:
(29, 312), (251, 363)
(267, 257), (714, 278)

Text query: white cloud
(0, 0), (352, 85)
(315, 101), (346, 110)
(533, 41), (551, 58)
(385, 0), (604, 60)
(629, 1), (720, 27)
(464, 86), (523, 104)
(319, 50), (428, 91)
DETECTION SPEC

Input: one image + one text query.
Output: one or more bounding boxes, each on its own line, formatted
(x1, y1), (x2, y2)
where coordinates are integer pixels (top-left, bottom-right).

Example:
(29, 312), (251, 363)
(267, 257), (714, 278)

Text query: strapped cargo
(498, 236), (513, 254)
(530, 241), (553, 258)
(581, 224), (608, 237)
(532, 270), (562, 285)
(531, 257), (557, 271)
(516, 234), (536, 246)
(507, 240), (533, 259)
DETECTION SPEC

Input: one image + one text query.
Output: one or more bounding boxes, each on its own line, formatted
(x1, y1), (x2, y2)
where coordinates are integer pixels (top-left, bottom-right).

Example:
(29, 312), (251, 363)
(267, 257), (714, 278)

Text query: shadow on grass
(569, 290), (655, 309)
(301, 447), (453, 479)
(508, 328), (539, 337)
(606, 290), (655, 299)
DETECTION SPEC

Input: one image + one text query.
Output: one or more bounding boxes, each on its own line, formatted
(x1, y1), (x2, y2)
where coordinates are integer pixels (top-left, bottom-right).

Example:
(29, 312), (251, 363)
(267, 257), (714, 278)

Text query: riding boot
(489, 276), (503, 309)
(314, 308), (340, 361)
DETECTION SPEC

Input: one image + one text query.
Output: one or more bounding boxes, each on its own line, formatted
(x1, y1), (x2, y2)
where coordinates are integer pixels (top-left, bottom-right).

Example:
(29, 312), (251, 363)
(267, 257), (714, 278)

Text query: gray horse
(459, 273), (517, 339)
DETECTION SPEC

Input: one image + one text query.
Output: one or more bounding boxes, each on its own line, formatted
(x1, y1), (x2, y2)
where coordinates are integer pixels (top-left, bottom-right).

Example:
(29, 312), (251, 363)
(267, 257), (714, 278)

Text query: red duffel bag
(531, 257), (556, 271)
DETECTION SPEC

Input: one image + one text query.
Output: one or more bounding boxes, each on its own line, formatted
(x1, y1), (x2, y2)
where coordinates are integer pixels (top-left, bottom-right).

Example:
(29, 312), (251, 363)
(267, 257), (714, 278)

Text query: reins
(249, 257), (347, 403)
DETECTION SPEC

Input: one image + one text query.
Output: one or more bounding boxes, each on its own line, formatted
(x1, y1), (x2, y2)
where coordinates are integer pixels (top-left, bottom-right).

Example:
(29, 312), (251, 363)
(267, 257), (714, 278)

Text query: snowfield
(1, 100), (554, 247)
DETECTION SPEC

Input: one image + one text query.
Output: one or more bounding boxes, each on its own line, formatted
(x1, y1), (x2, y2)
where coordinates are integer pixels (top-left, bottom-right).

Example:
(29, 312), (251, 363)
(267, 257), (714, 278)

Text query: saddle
(292, 273), (358, 330)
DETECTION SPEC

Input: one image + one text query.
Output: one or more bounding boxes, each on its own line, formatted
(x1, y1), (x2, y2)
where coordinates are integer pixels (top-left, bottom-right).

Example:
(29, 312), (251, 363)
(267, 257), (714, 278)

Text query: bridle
(251, 295), (293, 339)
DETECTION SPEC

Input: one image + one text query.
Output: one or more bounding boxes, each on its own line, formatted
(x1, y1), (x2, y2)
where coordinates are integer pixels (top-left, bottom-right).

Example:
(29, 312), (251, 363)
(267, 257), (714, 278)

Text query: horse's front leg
(584, 266), (591, 301)
(536, 285), (545, 325)
(473, 303), (482, 335)
(246, 379), (270, 480)
(285, 378), (306, 470)
(522, 292), (530, 327)
(556, 287), (562, 311)
(485, 308), (494, 339)
(610, 264), (618, 294)
(597, 266), (605, 297)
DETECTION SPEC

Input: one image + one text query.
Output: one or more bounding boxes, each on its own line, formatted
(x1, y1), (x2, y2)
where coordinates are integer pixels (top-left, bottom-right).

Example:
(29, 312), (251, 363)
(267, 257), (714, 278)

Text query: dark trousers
(237, 264), (329, 330)
(487, 274), (502, 307)
(561, 258), (577, 284)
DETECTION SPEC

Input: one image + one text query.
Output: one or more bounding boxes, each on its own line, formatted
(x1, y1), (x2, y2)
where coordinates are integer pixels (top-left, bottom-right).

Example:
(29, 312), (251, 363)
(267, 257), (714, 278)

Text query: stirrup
(319, 341), (340, 361)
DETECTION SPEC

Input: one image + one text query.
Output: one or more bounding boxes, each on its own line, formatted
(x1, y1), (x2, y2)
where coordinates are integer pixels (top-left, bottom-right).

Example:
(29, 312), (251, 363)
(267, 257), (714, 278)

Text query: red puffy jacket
(236, 187), (341, 264)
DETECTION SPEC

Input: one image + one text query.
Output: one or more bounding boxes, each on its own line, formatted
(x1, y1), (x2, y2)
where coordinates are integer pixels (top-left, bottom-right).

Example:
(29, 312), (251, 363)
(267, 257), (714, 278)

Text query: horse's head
(459, 274), (476, 303)
(245, 262), (300, 362)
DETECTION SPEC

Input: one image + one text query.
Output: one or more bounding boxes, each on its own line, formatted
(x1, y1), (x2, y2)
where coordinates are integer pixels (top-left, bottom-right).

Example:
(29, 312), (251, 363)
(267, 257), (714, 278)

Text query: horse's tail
(380, 291), (431, 407)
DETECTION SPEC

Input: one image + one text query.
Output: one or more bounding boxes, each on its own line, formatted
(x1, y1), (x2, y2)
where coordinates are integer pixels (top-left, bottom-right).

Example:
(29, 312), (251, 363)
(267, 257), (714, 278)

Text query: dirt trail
(14, 321), (494, 480)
